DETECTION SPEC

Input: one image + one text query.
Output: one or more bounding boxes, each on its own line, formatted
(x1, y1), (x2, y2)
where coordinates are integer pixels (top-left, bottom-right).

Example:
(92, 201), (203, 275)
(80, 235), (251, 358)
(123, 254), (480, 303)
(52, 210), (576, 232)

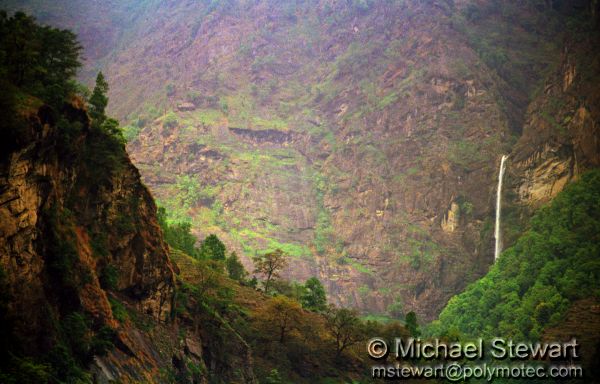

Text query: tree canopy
(300, 277), (327, 312)
(0, 11), (81, 106)
(431, 170), (600, 341)
(199, 234), (226, 261)
(324, 306), (364, 358)
(253, 249), (288, 294)
(226, 252), (247, 281)
(157, 207), (201, 258)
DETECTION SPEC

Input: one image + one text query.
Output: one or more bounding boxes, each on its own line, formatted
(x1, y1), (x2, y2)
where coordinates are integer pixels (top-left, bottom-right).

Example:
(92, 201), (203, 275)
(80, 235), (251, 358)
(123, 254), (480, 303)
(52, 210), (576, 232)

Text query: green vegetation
(162, 175), (202, 221)
(0, 10), (83, 157)
(121, 124), (141, 142)
(108, 297), (128, 323)
(169, 241), (408, 382)
(229, 226), (312, 260)
(431, 170), (600, 340)
(76, 72), (130, 187)
(404, 311), (420, 337)
(199, 234), (226, 261)
(89, 72), (109, 127)
(163, 111), (179, 129)
(0, 11), (81, 108)
(158, 207), (234, 271)
(324, 307), (363, 358)
(190, 108), (223, 125)
(313, 172), (334, 255)
(99, 264), (119, 290)
(158, 207), (201, 258)
(386, 298), (404, 319)
(300, 277), (327, 312)
(225, 252), (247, 281)
(448, 139), (487, 169)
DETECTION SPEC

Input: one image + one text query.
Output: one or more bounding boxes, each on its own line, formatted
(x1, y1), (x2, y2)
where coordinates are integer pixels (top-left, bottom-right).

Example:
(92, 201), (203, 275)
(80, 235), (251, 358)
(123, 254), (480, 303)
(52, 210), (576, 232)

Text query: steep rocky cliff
(117, 0), (591, 319)
(504, 19), (600, 247)
(0, 97), (260, 383)
(0, 97), (175, 379)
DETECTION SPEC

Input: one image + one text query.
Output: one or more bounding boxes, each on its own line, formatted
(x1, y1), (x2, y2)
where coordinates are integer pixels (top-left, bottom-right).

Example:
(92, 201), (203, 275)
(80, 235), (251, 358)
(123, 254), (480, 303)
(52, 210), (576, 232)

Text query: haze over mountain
(5, 0), (598, 321)
(2, 0), (600, 383)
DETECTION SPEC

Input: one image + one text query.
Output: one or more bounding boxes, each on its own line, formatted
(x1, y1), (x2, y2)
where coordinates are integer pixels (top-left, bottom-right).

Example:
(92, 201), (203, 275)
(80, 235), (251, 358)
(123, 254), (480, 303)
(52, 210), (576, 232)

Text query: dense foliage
(0, 11), (81, 107)
(431, 170), (600, 340)
(199, 234), (226, 260)
(88, 72), (109, 127)
(225, 251), (247, 281)
(157, 207), (202, 258)
(0, 10), (82, 157)
(300, 277), (327, 312)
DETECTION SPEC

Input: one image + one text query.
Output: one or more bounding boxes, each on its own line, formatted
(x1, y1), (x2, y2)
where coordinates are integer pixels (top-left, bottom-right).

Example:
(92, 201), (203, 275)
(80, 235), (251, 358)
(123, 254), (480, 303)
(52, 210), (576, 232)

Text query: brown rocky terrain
(504, 26), (600, 247)
(0, 100), (258, 383)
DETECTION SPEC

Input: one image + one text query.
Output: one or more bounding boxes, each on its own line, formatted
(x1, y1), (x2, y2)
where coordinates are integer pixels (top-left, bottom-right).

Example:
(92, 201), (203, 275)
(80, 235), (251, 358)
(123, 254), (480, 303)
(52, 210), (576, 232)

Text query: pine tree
(88, 72), (109, 127)
(405, 311), (420, 337)
(226, 252), (247, 281)
(199, 234), (226, 261)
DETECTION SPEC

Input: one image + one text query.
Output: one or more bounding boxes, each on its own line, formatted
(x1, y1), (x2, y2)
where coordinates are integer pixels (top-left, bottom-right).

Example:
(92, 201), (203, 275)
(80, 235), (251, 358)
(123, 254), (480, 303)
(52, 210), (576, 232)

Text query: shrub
(100, 265), (119, 290)
(109, 297), (128, 323)
(163, 111), (178, 129)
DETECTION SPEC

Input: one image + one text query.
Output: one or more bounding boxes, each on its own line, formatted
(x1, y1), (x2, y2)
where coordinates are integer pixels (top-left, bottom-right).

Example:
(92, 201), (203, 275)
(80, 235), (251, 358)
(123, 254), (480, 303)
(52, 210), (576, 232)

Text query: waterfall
(494, 155), (508, 261)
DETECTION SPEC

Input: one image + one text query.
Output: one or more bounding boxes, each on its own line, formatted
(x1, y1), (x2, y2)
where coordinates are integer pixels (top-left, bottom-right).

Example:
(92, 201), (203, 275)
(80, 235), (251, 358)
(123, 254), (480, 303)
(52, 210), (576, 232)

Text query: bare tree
(252, 249), (288, 294)
(325, 306), (364, 358)
(256, 296), (303, 344)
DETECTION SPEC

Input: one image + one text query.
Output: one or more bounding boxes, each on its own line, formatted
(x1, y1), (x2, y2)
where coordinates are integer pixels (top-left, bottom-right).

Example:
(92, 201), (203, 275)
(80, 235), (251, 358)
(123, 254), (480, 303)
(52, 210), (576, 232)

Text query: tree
(325, 306), (364, 358)
(100, 118), (123, 139)
(157, 207), (200, 258)
(301, 277), (327, 312)
(256, 296), (302, 344)
(0, 11), (81, 106)
(88, 72), (108, 127)
(38, 25), (82, 105)
(226, 252), (247, 281)
(199, 234), (226, 261)
(252, 249), (288, 294)
(405, 311), (421, 337)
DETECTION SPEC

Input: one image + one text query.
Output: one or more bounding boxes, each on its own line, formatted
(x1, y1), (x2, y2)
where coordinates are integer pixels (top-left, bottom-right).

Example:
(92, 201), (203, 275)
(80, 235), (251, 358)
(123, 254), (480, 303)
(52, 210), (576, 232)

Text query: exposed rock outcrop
(511, 41), (600, 208)
(0, 101), (186, 381)
(0, 103), (174, 322)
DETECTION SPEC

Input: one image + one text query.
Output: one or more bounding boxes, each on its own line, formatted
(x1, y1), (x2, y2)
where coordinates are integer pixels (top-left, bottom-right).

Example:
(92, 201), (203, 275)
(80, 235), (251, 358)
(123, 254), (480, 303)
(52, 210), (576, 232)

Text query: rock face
(511, 42), (600, 209)
(0, 100), (259, 383)
(0, 102), (177, 381)
(0, 101), (174, 324)
(10, 0), (600, 321)
(115, 1), (537, 320)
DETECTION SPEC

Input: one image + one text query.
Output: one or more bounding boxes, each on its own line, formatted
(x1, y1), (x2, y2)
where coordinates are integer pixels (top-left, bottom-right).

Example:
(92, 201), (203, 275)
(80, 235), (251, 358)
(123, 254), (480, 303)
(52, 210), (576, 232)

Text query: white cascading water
(494, 155), (508, 261)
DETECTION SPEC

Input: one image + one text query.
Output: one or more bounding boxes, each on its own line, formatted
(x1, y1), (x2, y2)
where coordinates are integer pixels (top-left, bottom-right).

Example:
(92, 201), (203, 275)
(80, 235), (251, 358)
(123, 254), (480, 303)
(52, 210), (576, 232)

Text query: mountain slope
(4, 0), (599, 321)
